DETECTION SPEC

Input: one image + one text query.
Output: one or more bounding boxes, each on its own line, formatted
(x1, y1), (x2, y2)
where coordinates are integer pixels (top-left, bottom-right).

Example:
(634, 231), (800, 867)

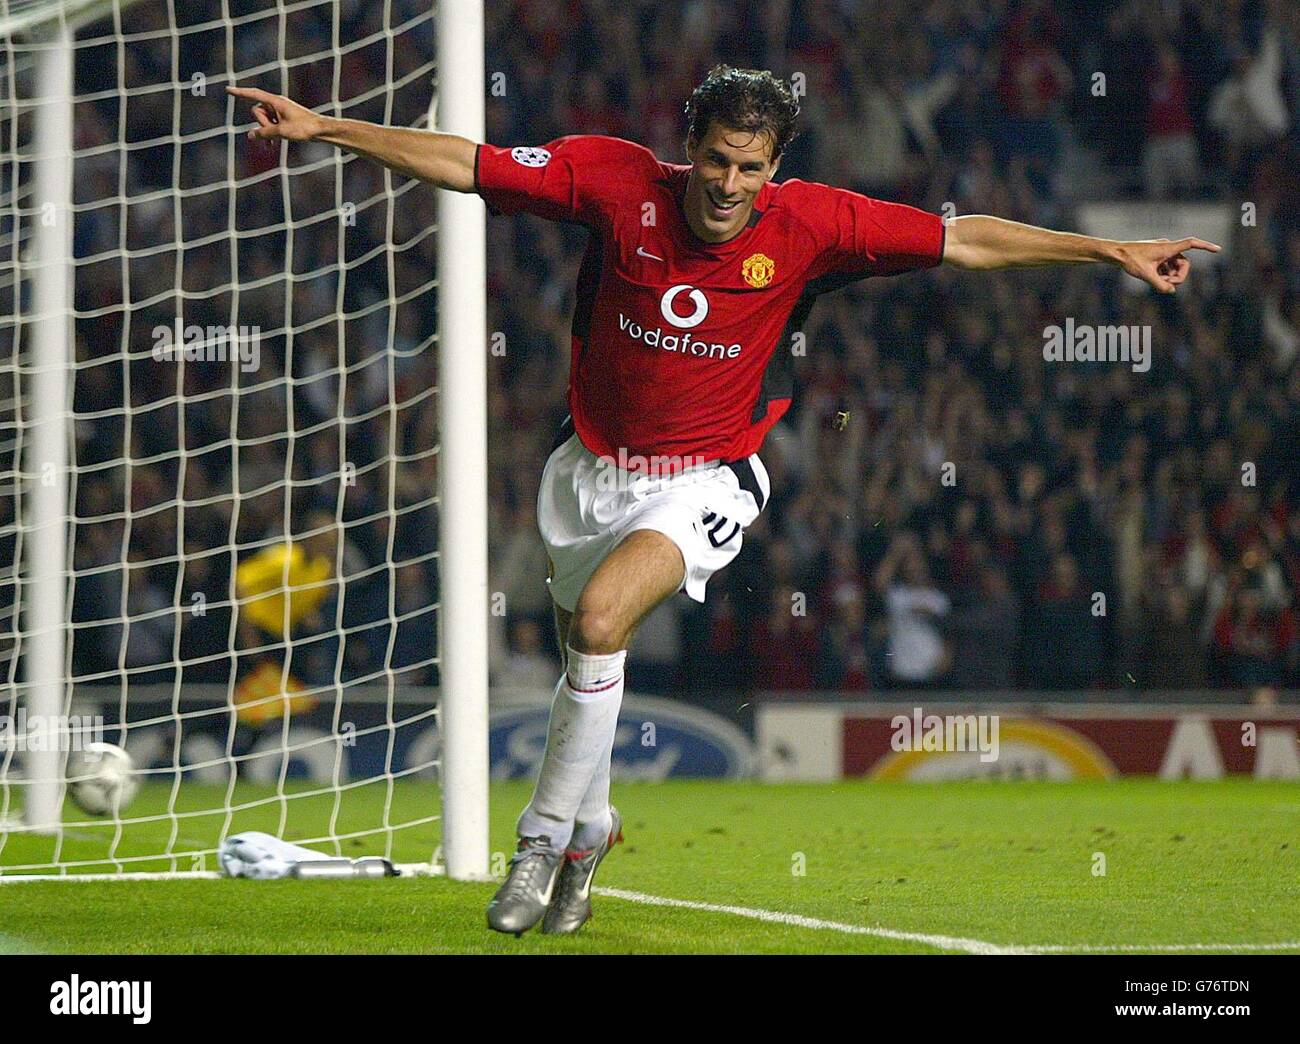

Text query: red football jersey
(475, 135), (944, 467)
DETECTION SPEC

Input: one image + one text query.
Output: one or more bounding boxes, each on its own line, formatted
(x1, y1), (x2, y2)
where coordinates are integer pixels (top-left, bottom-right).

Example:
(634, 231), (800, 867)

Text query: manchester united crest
(741, 252), (775, 289)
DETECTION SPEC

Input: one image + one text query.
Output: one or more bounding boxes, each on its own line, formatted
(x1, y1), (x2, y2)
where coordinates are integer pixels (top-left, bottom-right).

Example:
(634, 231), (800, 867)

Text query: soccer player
(229, 66), (1218, 936)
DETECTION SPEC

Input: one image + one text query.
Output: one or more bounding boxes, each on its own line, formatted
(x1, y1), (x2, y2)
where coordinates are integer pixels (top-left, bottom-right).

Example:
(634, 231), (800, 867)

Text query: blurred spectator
(1141, 579), (1209, 688)
(1025, 553), (1105, 690)
(1144, 45), (1200, 198)
(814, 586), (872, 690)
(495, 616), (559, 696)
(1212, 582), (1297, 687)
(876, 534), (952, 687)
(627, 599), (684, 694)
(1207, 30), (1290, 186)
(948, 565), (1020, 688)
(751, 587), (821, 691)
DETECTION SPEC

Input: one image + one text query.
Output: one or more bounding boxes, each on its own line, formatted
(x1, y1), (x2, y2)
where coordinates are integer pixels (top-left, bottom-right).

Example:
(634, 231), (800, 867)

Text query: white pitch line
(1022, 942), (1300, 954)
(594, 888), (1300, 955)
(0, 863), (437, 883)
(593, 887), (1024, 955)
(0, 871), (222, 883)
(2, 873), (1292, 954)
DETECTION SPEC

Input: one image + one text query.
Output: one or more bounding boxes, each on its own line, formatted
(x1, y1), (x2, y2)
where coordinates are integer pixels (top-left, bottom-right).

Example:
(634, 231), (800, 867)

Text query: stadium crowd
(483, 0), (1300, 697)
(30, 0), (1300, 702)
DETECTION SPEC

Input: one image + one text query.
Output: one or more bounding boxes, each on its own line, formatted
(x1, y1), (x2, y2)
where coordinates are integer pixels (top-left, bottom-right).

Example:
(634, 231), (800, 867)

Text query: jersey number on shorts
(701, 511), (740, 548)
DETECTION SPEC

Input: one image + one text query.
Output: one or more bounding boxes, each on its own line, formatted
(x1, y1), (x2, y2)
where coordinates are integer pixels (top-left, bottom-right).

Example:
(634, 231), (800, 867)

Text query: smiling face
(683, 120), (781, 244)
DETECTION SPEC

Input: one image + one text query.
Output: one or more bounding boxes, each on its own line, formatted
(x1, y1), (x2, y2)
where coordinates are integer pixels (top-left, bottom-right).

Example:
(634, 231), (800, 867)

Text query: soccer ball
(66, 742), (139, 816)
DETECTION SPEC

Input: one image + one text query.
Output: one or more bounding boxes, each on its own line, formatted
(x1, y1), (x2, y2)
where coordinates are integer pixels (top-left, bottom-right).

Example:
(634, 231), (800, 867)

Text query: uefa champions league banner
(67, 686), (755, 783)
(756, 700), (1300, 781)
(59, 686), (1298, 783)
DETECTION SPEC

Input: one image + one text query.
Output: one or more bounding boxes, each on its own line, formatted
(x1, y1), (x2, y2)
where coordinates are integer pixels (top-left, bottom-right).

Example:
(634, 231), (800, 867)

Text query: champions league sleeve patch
(510, 146), (551, 168)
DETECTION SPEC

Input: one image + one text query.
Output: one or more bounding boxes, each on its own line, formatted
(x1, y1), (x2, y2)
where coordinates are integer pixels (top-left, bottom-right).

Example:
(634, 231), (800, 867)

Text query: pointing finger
(226, 85), (275, 104)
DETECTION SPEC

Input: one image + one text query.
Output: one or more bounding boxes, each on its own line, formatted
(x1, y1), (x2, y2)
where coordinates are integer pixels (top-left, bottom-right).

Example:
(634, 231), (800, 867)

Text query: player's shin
(516, 646), (626, 851)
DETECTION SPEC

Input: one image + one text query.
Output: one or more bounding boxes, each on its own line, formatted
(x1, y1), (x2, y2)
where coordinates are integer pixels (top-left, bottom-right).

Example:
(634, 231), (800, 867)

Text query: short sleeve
(474, 134), (651, 225)
(790, 181), (946, 280)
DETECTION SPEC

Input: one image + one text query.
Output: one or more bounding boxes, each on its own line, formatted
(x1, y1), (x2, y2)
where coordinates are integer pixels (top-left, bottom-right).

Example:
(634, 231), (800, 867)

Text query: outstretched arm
(942, 214), (1221, 294)
(227, 86), (478, 192)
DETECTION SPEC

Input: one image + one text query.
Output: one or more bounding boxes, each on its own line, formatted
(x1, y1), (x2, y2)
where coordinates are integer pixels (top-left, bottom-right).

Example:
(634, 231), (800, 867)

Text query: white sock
(517, 645), (625, 852)
(570, 733), (615, 851)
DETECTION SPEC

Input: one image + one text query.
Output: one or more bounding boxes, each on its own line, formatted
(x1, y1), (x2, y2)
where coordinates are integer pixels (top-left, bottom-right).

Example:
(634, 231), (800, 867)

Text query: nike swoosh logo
(537, 863), (561, 905)
(578, 860), (600, 900)
(636, 247), (664, 261)
(576, 835), (614, 899)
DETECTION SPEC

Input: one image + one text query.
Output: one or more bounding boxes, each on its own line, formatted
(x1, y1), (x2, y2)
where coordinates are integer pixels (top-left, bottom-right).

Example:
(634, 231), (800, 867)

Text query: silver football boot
(541, 807), (624, 935)
(486, 835), (564, 936)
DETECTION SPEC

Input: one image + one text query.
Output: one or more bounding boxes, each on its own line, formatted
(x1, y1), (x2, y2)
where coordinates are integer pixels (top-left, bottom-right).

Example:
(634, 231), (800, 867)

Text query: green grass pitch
(1, 779), (1297, 954)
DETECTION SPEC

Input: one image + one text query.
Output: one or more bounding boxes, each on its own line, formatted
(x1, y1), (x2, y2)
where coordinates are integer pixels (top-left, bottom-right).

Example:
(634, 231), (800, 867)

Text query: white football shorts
(536, 419), (770, 611)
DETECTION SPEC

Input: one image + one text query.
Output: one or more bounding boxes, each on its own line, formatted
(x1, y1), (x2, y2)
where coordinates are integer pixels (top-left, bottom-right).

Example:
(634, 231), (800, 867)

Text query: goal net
(0, 0), (488, 880)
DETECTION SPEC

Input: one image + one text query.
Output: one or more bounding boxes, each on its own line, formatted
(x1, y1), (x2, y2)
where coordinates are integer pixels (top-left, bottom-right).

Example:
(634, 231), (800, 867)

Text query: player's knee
(568, 603), (627, 655)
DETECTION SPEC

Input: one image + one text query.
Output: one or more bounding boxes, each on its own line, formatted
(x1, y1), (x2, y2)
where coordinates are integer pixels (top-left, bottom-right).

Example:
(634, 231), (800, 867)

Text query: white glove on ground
(218, 831), (333, 879)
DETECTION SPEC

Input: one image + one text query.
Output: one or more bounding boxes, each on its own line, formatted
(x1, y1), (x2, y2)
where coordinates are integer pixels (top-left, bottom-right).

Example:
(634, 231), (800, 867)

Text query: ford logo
(490, 693), (754, 780)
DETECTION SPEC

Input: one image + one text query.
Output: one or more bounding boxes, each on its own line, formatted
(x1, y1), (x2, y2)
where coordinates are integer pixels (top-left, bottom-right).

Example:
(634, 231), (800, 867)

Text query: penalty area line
(592, 886), (1022, 955)
(593, 889), (1300, 955)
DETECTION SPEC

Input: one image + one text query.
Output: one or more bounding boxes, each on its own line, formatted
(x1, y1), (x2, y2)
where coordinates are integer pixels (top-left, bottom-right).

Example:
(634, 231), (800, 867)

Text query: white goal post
(0, 0), (488, 880)
(432, 0), (488, 883)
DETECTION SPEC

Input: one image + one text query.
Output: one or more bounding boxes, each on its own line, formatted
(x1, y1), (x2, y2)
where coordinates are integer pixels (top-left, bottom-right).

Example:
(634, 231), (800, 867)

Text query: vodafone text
(617, 313), (742, 359)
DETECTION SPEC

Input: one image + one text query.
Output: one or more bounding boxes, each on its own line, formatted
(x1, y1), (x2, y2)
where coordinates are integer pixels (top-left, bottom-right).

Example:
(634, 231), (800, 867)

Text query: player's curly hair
(684, 65), (800, 160)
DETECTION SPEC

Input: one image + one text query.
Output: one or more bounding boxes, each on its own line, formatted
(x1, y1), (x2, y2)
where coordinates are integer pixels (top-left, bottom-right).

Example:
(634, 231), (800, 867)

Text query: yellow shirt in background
(236, 543), (333, 636)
